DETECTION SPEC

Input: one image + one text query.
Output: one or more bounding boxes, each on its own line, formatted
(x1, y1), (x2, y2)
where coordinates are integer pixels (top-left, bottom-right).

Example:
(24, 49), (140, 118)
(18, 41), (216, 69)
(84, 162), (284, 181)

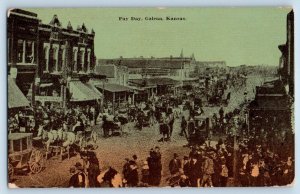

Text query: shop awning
(69, 81), (103, 102)
(8, 78), (30, 108)
(95, 83), (132, 93)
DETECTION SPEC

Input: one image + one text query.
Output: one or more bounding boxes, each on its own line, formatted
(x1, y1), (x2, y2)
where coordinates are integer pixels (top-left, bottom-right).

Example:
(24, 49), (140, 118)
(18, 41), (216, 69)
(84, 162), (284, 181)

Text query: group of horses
(36, 114), (95, 160)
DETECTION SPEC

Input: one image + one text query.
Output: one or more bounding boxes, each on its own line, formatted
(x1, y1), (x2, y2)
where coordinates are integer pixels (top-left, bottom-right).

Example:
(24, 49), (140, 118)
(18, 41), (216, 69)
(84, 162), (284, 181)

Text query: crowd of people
(8, 71), (294, 187)
(68, 123), (294, 188)
(8, 103), (100, 136)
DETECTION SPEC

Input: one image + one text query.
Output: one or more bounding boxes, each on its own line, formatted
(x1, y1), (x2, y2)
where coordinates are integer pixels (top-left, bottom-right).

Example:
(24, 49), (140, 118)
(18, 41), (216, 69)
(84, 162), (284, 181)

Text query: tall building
(248, 10), (294, 132)
(8, 9), (99, 108)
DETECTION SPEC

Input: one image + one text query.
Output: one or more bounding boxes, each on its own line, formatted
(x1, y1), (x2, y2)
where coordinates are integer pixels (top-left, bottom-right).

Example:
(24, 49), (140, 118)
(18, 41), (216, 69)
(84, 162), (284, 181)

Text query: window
(59, 47), (65, 72)
(78, 49), (85, 72)
(52, 45), (59, 72)
(25, 41), (34, 63)
(53, 48), (57, 71)
(73, 49), (78, 72)
(87, 50), (91, 72)
(17, 39), (24, 63)
(43, 45), (49, 71)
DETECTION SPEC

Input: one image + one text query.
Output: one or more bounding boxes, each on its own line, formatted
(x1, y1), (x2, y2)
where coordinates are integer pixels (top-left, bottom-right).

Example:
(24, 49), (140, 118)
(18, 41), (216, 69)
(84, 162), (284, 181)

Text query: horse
(97, 167), (123, 187)
(37, 126), (76, 158)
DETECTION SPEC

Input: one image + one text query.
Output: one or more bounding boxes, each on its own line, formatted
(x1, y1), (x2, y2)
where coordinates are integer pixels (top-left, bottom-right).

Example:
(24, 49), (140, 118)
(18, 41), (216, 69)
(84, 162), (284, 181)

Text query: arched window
(87, 49), (91, 72)
(43, 45), (49, 71)
(73, 48), (78, 72)
(61, 46), (66, 72)
(52, 45), (59, 72)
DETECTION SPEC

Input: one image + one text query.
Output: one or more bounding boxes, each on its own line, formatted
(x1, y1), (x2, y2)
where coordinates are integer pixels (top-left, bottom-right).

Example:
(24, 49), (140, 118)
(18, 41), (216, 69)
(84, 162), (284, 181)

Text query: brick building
(8, 9), (99, 108)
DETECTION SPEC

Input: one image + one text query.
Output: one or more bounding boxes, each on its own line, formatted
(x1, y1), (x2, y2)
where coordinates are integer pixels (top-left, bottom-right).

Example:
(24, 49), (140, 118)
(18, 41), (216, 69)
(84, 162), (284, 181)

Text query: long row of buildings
(9, 8), (293, 129)
(7, 9), (231, 112)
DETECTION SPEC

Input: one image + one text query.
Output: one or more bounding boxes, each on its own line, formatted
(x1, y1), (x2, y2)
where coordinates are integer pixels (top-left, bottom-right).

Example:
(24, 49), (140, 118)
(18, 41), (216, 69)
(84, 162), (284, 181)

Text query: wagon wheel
(8, 163), (14, 178)
(29, 149), (45, 174)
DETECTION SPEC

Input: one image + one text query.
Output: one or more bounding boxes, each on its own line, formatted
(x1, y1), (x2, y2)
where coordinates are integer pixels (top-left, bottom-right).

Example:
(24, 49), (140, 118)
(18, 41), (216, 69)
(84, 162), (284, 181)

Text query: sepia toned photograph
(7, 7), (294, 188)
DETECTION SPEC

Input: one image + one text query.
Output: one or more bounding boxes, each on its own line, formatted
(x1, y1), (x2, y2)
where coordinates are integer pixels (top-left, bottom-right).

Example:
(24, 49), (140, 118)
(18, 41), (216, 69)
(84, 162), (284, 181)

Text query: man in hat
(180, 116), (188, 138)
(122, 158), (131, 186)
(219, 156), (228, 186)
(126, 160), (139, 187)
(81, 145), (100, 187)
(188, 154), (202, 187)
(69, 162), (86, 188)
(169, 153), (182, 175)
(201, 151), (215, 187)
(183, 156), (190, 177)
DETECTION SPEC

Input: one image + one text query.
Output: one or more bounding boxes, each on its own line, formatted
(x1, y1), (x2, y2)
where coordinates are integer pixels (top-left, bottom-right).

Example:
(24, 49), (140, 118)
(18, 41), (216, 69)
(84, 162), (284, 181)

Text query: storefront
(95, 83), (132, 114)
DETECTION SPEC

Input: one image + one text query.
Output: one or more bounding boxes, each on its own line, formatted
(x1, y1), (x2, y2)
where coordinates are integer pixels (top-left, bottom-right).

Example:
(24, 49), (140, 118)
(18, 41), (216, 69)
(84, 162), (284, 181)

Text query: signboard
(35, 96), (62, 102)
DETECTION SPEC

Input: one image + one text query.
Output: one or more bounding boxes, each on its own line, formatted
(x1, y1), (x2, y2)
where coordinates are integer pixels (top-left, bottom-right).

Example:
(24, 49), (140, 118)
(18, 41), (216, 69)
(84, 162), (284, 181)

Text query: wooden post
(113, 92), (115, 115)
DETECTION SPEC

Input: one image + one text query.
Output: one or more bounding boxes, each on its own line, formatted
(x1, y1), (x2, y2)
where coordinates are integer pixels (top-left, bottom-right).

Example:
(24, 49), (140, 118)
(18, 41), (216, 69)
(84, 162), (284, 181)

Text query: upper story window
(43, 43), (50, 72)
(17, 39), (35, 63)
(73, 48), (78, 72)
(25, 41), (34, 63)
(17, 40), (24, 63)
(52, 46), (58, 72)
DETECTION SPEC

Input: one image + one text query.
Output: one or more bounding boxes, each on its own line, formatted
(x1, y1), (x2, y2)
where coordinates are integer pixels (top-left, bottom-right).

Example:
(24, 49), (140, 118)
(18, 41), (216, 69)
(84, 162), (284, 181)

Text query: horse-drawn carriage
(102, 114), (123, 137)
(208, 91), (230, 107)
(187, 115), (210, 146)
(8, 133), (46, 178)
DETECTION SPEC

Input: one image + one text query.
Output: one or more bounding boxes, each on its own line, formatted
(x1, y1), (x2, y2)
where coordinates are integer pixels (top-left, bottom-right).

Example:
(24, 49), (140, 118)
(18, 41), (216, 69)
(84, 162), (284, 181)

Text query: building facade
(8, 9), (97, 108)
(98, 53), (196, 81)
(94, 64), (128, 86)
(249, 10), (294, 133)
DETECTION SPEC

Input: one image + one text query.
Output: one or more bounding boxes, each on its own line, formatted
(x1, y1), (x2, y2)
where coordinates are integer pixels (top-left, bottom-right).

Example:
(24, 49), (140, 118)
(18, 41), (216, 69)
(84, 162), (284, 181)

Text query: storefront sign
(35, 96), (62, 102)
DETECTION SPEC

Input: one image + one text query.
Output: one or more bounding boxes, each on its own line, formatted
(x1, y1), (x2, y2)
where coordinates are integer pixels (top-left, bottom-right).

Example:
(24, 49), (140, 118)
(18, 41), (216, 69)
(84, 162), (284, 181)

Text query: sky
(26, 7), (292, 66)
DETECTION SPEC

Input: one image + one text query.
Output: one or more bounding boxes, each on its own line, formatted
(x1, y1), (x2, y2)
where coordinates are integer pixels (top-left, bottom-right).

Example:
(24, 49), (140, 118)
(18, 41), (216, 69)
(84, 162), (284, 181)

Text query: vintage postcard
(7, 7), (294, 188)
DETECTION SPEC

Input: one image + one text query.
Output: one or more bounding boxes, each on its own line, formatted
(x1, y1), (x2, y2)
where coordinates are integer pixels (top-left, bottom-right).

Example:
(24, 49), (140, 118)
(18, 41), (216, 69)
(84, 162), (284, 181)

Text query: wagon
(8, 133), (46, 177)
(187, 115), (211, 146)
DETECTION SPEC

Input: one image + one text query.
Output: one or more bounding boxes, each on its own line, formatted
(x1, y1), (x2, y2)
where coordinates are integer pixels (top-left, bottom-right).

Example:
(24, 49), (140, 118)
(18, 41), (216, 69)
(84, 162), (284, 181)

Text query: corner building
(8, 9), (99, 108)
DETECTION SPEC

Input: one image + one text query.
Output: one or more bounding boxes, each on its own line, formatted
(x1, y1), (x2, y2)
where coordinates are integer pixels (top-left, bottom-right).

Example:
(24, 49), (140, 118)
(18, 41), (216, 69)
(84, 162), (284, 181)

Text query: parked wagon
(8, 133), (46, 178)
(187, 115), (211, 146)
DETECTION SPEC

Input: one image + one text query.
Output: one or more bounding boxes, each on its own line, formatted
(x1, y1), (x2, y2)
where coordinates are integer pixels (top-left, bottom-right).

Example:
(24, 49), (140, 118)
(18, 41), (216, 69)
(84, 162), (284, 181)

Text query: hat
(69, 167), (76, 173)
(132, 155), (137, 160)
(74, 162), (83, 170)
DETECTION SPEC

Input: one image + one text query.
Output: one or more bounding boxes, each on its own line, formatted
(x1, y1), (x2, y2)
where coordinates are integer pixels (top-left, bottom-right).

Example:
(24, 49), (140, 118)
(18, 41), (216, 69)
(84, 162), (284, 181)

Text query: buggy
(8, 133), (46, 178)
(187, 116), (210, 146)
